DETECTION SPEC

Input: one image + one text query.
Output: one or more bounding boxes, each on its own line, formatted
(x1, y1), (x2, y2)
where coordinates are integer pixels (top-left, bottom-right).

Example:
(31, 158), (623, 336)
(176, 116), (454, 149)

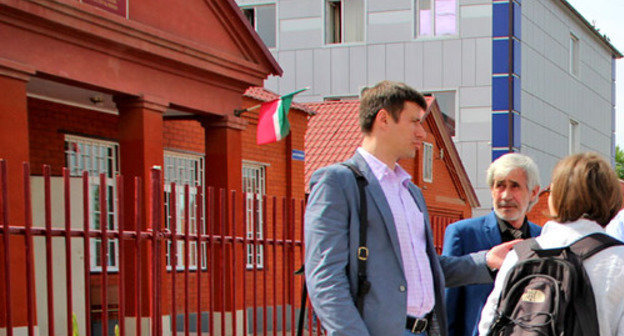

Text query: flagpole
(234, 87), (309, 117)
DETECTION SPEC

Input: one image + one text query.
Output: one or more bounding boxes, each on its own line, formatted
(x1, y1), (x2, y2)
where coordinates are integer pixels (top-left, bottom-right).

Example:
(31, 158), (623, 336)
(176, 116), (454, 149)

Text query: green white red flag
(256, 88), (307, 145)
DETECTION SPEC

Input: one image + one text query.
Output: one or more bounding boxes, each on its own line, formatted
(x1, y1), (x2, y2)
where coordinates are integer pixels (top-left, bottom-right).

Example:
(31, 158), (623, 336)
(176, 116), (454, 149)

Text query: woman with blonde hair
(478, 152), (624, 335)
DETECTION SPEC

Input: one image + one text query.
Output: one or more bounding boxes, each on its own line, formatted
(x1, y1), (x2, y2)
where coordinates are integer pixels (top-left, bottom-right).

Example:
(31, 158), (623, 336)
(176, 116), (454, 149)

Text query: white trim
(423, 142), (434, 183)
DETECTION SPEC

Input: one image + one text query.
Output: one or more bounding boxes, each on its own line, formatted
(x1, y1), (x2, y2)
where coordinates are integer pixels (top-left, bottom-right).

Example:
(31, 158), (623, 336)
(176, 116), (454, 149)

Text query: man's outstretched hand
(486, 239), (522, 271)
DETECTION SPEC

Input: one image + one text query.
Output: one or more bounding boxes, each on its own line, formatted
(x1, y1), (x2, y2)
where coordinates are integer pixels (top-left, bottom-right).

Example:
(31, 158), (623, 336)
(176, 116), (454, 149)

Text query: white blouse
(478, 219), (624, 336)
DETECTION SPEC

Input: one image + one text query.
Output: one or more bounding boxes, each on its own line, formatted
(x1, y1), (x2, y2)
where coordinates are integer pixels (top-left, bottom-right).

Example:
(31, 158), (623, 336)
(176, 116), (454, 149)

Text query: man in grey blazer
(304, 81), (517, 336)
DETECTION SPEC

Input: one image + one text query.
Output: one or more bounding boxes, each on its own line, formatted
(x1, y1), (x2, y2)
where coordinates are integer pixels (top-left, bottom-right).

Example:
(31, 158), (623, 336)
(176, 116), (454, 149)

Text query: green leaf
(72, 313), (80, 336)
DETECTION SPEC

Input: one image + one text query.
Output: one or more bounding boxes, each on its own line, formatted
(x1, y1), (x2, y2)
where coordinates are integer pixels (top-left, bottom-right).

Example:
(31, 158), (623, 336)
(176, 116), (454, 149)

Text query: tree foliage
(616, 145), (624, 180)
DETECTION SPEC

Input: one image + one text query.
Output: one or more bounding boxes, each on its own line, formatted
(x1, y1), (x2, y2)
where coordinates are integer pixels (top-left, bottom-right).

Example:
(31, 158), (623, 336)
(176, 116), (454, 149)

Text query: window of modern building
(164, 151), (205, 271)
(423, 142), (433, 183)
(325, 0), (364, 44)
(414, 0), (457, 37)
(241, 4), (276, 48)
(569, 119), (580, 154)
(242, 162), (266, 269)
(65, 135), (119, 272)
(570, 33), (580, 76)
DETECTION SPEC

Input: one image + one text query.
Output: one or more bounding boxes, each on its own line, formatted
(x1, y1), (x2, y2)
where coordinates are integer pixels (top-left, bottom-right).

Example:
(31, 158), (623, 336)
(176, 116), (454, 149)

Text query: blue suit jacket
(305, 152), (493, 336)
(442, 212), (542, 336)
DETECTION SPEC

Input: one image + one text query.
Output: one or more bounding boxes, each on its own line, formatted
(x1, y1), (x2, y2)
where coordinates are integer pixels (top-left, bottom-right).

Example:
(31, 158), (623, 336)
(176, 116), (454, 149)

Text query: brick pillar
(0, 58), (36, 330)
(115, 95), (166, 333)
(200, 115), (246, 312)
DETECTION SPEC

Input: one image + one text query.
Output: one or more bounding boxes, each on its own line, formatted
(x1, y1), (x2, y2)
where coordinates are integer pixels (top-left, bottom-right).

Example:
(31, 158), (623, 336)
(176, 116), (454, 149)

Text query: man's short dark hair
(359, 81), (427, 134)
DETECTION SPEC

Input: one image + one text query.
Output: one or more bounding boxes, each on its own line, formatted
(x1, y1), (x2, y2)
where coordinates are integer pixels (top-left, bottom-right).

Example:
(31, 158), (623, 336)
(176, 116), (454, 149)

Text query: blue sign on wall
(292, 150), (305, 161)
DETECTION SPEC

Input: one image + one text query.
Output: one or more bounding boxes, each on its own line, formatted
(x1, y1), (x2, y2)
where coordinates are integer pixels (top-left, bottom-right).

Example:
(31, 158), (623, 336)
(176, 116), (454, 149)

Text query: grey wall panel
(367, 11), (413, 43)
(457, 107), (491, 142)
(456, 141), (478, 190)
(279, 18), (323, 50)
(349, 45), (368, 93)
(278, 51), (297, 93)
(474, 38), (491, 86)
(367, 44), (387, 86)
(295, 50), (314, 93)
(367, 0), (411, 12)
(405, 42), (424, 90)
(386, 43), (406, 83)
(279, 0), (321, 19)
(330, 47), (350, 95)
(313, 48), (332, 97)
(459, 4), (492, 38)
(459, 86), (490, 108)
(461, 39), (476, 86)
(264, 75), (279, 93)
(476, 141), (491, 188)
(423, 41), (443, 88)
(443, 39), (461, 88)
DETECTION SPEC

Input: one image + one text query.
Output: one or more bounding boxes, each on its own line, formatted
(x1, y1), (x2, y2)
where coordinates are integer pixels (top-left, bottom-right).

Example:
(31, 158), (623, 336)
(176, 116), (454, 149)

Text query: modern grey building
(237, 0), (622, 215)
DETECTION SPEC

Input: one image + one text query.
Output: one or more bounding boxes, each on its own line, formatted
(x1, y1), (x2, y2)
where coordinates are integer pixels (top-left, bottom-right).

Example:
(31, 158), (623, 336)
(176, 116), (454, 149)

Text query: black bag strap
(341, 162), (371, 315)
(569, 232), (623, 260)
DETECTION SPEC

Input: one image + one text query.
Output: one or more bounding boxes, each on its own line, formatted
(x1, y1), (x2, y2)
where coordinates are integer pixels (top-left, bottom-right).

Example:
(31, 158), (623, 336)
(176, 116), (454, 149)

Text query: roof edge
(559, 0), (623, 58)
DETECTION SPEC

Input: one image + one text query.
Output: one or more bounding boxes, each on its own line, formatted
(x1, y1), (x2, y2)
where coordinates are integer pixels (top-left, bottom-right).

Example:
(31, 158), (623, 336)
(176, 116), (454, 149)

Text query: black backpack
(486, 233), (622, 336)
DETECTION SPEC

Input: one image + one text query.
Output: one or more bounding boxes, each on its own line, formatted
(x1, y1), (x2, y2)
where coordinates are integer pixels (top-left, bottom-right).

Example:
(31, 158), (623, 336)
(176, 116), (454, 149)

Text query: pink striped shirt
(357, 148), (435, 317)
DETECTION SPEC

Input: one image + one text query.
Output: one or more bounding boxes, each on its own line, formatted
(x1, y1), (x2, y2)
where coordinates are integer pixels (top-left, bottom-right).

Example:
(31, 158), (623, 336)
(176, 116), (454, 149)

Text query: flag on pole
(256, 88), (307, 145)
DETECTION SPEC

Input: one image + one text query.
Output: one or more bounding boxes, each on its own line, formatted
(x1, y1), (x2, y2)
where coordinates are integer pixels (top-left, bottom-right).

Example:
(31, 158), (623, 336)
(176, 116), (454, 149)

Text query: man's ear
(374, 109), (390, 129)
(530, 185), (540, 202)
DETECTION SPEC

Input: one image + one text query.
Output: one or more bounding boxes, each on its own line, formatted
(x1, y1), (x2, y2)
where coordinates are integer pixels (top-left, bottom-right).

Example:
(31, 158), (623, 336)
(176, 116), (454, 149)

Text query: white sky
(564, 0), (624, 147)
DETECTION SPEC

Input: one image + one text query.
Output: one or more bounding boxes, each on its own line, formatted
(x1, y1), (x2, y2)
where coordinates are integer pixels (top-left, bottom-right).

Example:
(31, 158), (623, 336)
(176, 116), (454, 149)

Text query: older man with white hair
(441, 153), (543, 336)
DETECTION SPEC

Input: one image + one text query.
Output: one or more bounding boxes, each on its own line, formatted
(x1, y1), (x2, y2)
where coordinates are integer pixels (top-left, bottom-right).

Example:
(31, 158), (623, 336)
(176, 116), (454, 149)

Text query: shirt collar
(495, 214), (530, 238)
(357, 147), (412, 185)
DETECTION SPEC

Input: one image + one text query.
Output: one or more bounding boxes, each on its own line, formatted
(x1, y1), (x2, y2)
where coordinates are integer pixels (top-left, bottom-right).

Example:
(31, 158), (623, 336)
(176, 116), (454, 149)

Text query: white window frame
(65, 135), (119, 272)
(569, 119), (580, 154)
(242, 162), (267, 269)
(423, 142), (434, 183)
(570, 33), (580, 77)
(241, 3), (277, 48)
(414, 0), (458, 39)
(164, 151), (205, 271)
(324, 0), (364, 45)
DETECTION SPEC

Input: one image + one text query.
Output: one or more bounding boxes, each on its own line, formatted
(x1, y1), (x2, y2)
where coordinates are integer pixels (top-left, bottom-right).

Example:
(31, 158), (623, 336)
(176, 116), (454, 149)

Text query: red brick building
(0, 0), (311, 334)
(305, 97), (480, 252)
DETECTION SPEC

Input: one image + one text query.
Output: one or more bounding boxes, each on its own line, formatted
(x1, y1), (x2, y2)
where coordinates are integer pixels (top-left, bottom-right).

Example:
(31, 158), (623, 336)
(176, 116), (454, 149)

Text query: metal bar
(234, 191), (240, 336)
(208, 187), (215, 336)
(151, 168), (163, 336)
(83, 172), (92, 336)
(290, 199), (296, 336)
(23, 163), (35, 336)
(281, 197), (287, 335)
(0, 160), (13, 336)
(252, 193), (258, 336)
(100, 173), (109, 336)
(184, 184), (190, 336)
(116, 175), (125, 336)
(170, 183), (178, 335)
(134, 178), (142, 336)
(262, 195), (268, 336)
(63, 168), (74, 336)
(220, 189), (225, 336)
(195, 185), (203, 335)
(272, 197), (277, 336)
(43, 165), (55, 336)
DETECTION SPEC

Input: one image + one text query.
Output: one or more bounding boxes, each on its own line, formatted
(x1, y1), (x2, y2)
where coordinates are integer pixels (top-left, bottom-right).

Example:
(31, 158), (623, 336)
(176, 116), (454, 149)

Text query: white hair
(487, 153), (541, 209)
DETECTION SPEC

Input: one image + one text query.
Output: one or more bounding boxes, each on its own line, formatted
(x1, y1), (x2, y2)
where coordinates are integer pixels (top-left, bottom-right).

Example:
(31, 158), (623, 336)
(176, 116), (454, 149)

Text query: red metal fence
(0, 160), (322, 336)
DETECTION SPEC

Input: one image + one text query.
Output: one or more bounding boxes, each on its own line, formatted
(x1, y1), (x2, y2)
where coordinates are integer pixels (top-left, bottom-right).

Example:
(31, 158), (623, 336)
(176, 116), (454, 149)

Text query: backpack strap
(341, 162), (371, 315)
(569, 232), (623, 260)
(512, 237), (540, 260)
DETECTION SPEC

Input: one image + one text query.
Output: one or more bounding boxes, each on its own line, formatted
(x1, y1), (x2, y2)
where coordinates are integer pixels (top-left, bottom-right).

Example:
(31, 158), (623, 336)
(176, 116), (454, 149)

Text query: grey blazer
(304, 152), (492, 336)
